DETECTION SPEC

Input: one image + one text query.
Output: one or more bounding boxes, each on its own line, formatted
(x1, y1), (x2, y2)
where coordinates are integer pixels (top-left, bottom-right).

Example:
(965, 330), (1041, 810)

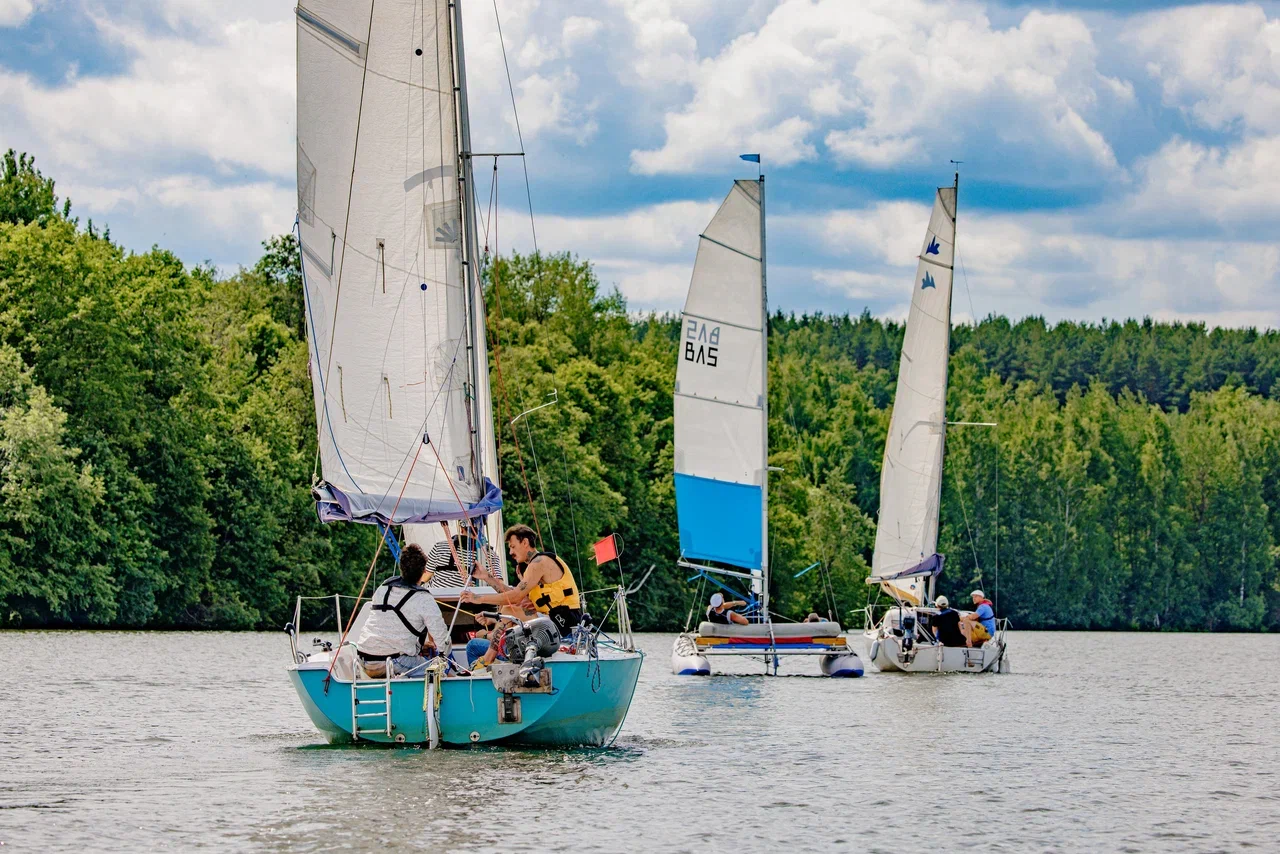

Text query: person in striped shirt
(425, 530), (500, 589)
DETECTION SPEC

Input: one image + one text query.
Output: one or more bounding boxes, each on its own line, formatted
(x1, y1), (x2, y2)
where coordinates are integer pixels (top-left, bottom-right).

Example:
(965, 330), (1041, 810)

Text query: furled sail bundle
(673, 180), (767, 573)
(296, 0), (502, 530)
(870, 185), (957, 604)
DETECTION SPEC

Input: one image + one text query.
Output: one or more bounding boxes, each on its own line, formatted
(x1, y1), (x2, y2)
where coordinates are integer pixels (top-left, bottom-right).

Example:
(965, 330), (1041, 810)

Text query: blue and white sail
(674, 180), (768, 575)
(295, 0), (503, 533)
(871, 184), (957, 604)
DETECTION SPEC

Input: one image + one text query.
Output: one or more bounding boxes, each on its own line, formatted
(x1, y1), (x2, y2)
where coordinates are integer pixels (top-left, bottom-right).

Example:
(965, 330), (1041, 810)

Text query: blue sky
(3, 0), (1280, 327)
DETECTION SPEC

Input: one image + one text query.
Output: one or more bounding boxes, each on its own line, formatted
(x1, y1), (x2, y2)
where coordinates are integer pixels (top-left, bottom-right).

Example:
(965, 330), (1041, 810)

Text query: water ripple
(1, 630), (1278, 852)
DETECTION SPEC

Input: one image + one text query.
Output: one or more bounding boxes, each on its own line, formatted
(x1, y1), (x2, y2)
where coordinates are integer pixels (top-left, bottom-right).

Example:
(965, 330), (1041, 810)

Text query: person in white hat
(959, 589), (996, 647)
(706, 591), (749, 626)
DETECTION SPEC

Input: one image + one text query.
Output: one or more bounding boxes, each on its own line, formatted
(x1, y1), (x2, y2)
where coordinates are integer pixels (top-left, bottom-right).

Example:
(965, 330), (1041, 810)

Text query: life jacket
(974, 598), (996, 631)
(368, 576), (434, 648)
(528, 551), (581, 612)
(521, 552), (583, 637)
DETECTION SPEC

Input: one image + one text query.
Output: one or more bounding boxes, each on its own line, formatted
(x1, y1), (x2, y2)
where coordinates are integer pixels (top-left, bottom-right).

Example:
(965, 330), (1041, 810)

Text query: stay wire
(957, 247), (978, 325)
(951, 466), (983, 584)
(558, 435), (584, 582)
(481, 161), (544, 544)
(491, 0), (539, 260)
(523, 416), (558, 556)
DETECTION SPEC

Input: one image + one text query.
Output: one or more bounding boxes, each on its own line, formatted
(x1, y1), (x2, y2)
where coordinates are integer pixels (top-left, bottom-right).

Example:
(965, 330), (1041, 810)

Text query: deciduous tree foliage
(1, 152), (1277, 631)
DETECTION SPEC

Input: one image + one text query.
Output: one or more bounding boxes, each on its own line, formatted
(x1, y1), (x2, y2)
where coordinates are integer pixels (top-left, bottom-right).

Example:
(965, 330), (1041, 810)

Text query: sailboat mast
(758, 174), (769, 619)
(930, 170), (959, 606)
(449, 0), (507, 574)
(449, 0), (484, 484)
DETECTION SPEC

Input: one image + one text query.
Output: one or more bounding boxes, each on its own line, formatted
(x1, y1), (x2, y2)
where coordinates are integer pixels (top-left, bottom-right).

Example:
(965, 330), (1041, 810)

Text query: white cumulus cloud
(630, 0), (1129, 180)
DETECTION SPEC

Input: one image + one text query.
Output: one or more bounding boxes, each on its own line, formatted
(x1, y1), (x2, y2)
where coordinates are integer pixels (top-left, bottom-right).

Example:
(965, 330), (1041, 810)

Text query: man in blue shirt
(960, 589), (997, 647)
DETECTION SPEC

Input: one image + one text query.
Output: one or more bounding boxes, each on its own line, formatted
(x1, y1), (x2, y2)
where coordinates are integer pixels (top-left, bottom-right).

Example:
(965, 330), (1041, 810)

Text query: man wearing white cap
(959, 589), (996, 647)
(706, 592), (749, 626)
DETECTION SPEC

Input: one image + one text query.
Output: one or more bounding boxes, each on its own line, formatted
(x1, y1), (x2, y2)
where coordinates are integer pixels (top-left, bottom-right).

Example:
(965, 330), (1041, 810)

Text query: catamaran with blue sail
(286, 0), (643, 745)
(861, 174), (1009, 673)
(669, 171), (862, 677)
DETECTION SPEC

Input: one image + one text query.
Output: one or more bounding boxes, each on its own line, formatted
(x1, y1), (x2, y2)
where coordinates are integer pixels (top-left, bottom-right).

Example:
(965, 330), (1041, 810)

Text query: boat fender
(870, 639), (881, 661)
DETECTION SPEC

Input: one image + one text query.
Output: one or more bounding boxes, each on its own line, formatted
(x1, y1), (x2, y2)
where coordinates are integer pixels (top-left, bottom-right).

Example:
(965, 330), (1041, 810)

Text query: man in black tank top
(706, 592), (749, 625)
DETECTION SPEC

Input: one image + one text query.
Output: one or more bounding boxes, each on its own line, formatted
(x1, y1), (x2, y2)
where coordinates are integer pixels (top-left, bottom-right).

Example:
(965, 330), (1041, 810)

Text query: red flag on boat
(593, 534), (619, 565)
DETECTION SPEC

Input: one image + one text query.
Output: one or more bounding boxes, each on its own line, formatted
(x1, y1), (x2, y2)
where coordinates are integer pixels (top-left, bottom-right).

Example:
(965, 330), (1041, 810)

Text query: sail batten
(674, 180), (766, 572)
(297, 0), (499, 527)
(871, 185), (957, 605)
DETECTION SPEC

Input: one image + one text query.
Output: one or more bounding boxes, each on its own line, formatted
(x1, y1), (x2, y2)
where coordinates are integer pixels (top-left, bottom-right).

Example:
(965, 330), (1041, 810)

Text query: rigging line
(490, 0), (539, 260)
(523, 415), (558, 555)
(323, 423), (428, 688)
(357, 335), (467, 514)
(557, 431), (583, 581)
(295, 218), (363, 494)
(322, 0), (378, 388)
(480, 158), (498, 250)
(951, 465), (983, 583)
(483, 166), (543, 545)
(957, 247), (978, 325)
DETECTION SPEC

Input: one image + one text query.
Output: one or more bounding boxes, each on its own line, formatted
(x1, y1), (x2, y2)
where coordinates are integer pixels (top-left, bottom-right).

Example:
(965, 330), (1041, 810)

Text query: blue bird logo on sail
(926, 236), (940, 255)
(921, 271), (936, 290)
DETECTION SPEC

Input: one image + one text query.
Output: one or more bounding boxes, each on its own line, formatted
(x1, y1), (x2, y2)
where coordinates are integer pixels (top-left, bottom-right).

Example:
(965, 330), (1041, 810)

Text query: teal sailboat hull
(289, 651), (644, 747)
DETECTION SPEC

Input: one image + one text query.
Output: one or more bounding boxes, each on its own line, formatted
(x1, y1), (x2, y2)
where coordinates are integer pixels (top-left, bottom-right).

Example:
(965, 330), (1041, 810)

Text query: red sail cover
(593, 534), (619, 565)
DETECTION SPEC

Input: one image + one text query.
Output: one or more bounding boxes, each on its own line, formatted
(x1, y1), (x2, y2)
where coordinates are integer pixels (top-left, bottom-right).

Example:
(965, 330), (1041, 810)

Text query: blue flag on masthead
(740, 153), (761, 163)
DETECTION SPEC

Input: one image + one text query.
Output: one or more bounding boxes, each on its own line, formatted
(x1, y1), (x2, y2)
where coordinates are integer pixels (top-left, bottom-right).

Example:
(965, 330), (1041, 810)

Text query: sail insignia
(673, 179), (765, 571)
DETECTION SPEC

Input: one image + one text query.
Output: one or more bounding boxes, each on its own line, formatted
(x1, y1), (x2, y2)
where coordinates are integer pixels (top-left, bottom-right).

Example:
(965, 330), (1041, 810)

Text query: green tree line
(1, 151), (1277, 631)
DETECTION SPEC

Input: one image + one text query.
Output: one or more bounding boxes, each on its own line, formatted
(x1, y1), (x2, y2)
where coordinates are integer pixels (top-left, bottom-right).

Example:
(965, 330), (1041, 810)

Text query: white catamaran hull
(671, 620), (864, 677)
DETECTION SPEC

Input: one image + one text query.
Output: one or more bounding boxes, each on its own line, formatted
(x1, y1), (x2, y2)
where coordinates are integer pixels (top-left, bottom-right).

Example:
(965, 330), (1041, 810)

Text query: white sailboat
(286, 0), (643, 745)
(669, 172), (862, 677)
(861, 174), (1009, 674)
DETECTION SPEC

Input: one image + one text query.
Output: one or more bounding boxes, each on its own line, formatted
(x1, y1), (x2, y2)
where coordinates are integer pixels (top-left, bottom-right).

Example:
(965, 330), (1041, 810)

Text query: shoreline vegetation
(2, 151), (1278, 633)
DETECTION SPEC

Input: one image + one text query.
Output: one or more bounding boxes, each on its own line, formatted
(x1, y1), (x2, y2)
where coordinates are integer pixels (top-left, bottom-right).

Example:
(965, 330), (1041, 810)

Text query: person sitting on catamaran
(355, 544), (451, 677)
(459, 524), (584, 637)
(706, 592), (749, 626)
(960, 589), (997, 647)
(930, 596), (967, 647)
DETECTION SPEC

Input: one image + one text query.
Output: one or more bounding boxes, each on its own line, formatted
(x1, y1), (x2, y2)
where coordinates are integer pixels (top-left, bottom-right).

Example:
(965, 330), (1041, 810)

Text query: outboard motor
(504, 616), (559, 687)
(899, 613), (917, 662)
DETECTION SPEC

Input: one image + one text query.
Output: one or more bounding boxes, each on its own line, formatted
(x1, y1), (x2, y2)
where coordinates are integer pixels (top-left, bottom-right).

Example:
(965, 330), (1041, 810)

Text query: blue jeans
(390, 654), (429, 677)
(466, 638), (490, 667)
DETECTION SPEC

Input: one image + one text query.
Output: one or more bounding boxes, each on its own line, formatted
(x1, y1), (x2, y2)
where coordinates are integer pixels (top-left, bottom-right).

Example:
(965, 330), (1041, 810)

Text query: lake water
(1, 631), (1277, 852)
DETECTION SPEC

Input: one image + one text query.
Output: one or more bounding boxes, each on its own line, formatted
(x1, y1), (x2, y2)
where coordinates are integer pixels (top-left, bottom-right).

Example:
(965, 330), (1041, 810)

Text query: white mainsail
(673, 179), (768, 586)
(296, 0), (502, 536)
(871, 184), (957, 605)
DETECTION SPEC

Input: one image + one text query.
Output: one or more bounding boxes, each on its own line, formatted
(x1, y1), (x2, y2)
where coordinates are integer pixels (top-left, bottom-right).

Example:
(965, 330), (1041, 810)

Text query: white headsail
(674, 180), (768, 578)
(296, 0), (501, 532)
(871, 184), (957, 604)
